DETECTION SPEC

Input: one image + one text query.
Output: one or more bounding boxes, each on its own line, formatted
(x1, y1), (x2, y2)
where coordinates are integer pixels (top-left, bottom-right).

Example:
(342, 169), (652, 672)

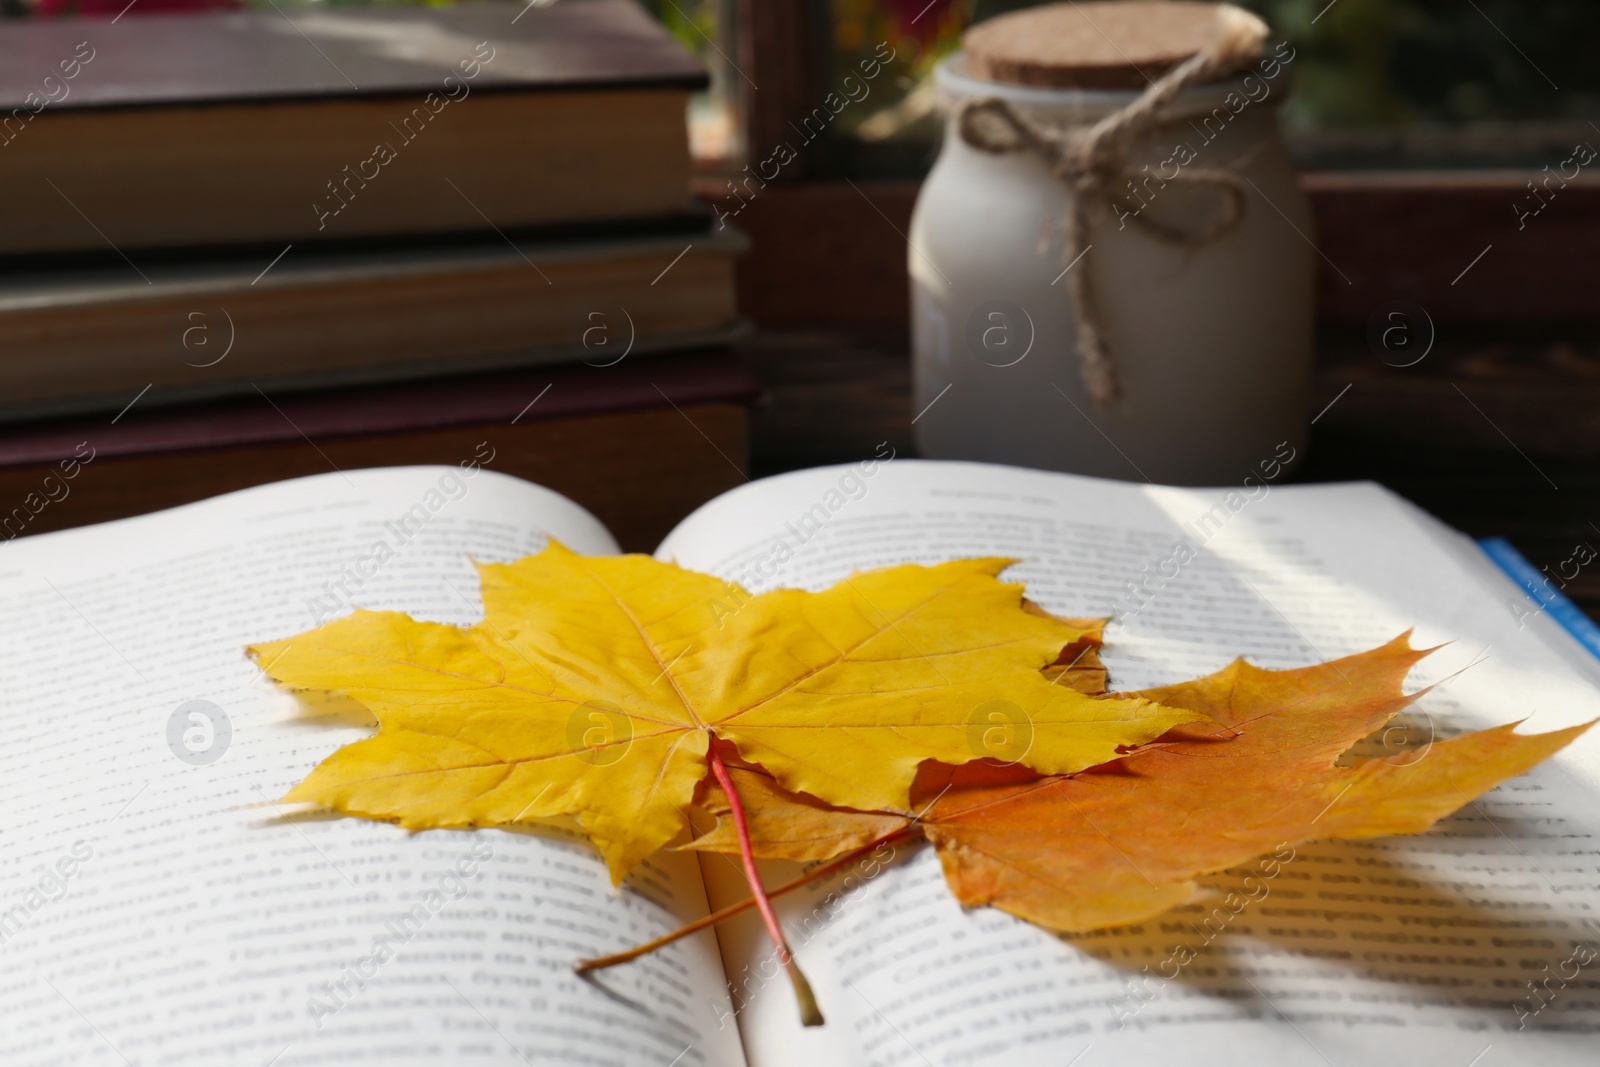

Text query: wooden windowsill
(700, 173), (1600, 329)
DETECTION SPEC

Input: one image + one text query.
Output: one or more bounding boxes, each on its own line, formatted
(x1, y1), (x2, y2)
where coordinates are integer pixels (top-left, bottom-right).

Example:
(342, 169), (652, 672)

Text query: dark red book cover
(0, 0), (707, 112)
(0, 349), (761, 469)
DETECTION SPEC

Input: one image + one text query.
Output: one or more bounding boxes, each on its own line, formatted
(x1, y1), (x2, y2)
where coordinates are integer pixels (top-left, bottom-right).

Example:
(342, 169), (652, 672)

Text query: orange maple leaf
(686, 634), (1591, 932)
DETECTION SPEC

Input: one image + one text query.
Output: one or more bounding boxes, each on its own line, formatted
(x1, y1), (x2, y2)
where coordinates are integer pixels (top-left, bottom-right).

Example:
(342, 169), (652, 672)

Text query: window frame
(728, 0), (1600, 330)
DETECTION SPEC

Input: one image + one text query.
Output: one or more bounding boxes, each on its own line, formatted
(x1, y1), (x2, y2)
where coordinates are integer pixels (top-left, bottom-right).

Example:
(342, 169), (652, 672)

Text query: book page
(1392, 498), (1600, 689)
(657, 459), (1600, 1067)
(0, 466), (745, 1067)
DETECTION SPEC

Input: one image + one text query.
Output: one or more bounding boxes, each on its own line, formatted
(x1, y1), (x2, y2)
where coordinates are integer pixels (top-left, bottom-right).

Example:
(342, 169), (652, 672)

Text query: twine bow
(957, 5), (1268, 407)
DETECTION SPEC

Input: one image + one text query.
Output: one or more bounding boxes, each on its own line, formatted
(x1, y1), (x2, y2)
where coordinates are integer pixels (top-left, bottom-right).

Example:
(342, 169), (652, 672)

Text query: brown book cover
(0, 348), (761, 552)
(0, 225), (747, 421)
(0, 0), (706, 254)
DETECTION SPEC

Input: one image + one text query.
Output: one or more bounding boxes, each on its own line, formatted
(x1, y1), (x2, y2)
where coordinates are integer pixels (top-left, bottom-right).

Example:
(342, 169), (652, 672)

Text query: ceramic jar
(909, 49), (1313, 485)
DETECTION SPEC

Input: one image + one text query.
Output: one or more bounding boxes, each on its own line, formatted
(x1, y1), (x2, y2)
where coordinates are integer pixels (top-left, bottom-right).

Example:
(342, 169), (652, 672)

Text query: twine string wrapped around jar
(954, 4), (1268, 408)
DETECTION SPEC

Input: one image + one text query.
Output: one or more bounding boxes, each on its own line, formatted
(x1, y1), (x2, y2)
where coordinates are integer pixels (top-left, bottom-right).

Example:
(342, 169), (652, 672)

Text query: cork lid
(964, 1), (1246, 90)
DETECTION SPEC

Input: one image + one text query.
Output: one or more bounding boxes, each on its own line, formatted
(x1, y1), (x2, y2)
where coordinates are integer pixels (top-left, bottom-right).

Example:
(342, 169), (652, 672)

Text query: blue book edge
(1478, 536), (1600, 662)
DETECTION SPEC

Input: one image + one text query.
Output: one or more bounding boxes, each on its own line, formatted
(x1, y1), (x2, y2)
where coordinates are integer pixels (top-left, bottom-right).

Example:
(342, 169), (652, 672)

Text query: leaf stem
(576, 825), (914, 974)
(706, 745), (823, 1026)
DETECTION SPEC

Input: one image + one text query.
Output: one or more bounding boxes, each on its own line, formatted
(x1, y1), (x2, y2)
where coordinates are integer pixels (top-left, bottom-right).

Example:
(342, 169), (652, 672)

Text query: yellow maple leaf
(249, 543), (1202, 881)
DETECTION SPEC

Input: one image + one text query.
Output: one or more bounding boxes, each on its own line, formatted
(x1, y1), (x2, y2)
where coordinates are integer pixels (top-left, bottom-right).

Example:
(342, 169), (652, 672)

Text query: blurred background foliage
(823, 0), (1600, 172)
(864, 0), (1595, 126)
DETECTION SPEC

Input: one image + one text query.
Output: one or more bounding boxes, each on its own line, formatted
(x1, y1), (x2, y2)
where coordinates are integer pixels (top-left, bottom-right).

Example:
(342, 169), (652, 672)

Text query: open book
(2, 458), (1598, 1066)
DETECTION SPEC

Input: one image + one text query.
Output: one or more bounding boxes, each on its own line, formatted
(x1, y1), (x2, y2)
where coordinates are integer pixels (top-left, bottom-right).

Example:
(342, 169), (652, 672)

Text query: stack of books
(0, 0), (755, 547)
